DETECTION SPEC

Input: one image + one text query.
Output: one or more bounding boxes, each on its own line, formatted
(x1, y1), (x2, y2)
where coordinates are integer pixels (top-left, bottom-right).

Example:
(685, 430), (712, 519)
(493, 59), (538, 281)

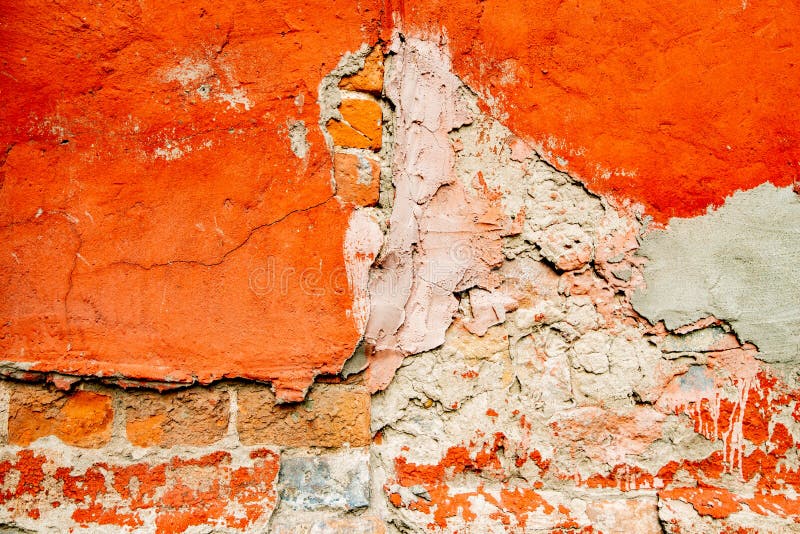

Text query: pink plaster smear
(364, 35), (518, 392)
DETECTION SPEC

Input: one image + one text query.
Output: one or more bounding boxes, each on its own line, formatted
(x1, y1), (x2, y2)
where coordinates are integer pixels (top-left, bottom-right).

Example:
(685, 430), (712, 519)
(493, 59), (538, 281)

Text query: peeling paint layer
(402, 1), (800, 221)
(368, 34), (800, 534)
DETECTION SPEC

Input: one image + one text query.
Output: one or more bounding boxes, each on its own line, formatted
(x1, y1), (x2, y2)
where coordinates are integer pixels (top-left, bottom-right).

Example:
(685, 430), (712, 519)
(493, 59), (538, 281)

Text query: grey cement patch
(632, 183), (800, 364)
(278, 451), (370, 511)
(287, 120), (310, 159)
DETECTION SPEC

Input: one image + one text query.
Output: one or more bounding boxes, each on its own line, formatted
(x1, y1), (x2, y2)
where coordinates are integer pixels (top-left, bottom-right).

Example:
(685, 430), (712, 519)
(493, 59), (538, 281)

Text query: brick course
(237, 382), (370, 447)
(124, 387), (230, 447)
(7, 383), (113, 448)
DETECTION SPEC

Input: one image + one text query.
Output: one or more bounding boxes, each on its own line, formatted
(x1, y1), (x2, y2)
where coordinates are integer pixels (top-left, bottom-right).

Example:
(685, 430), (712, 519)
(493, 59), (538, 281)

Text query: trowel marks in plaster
(632, 183), (800, 364)
(364, 36), (518, 392)
(344, 210), (383, 335)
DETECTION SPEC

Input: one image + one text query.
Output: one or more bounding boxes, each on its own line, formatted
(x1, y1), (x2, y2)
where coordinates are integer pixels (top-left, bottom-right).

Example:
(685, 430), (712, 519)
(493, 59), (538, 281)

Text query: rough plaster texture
(364, 36), (518, 392)
(401, 0), (800, 221)
(2, 2), (800, 532)
(632, 183), (800, 365)
(0, 0), (386, 402)
(0, 443), (281, 533)
(368, 34), (800, 534)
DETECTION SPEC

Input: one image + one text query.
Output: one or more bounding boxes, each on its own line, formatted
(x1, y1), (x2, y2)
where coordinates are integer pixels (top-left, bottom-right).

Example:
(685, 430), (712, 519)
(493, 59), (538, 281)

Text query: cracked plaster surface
(363, 34), (800, 533)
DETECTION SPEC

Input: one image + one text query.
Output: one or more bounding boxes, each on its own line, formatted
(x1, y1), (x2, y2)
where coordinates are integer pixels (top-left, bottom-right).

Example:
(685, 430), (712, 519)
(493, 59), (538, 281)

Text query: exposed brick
(339, 47), (384, 95)
(340, 100), (383, 143)
(334, 152), (380, 206)
(124, 387), (229, 447)
(326, 121), (378, 151)
(326, 99), (382, 150)
(237, 382), (370, 447)
(7, 383), (113, 448)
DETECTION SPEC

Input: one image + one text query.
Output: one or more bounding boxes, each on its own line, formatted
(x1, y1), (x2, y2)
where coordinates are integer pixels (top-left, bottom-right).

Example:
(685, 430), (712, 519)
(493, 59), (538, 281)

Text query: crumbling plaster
(1, 1), (799, 531)
(358, 33), (800, 533)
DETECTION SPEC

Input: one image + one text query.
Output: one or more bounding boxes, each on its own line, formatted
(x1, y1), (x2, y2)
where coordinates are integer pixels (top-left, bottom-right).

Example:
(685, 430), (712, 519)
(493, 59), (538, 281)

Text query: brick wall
(2, 1), (799, 533)
(0, 378), (378, 532)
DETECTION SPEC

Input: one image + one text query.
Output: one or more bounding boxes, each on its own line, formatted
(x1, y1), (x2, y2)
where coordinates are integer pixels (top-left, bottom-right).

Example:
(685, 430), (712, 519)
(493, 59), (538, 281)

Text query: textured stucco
(402, 0), (800, 221)
(363, 36), (518, 392)
(2, 1), (800, 532)
(0, 0), (386, 401)
(367, 35), (800, 533)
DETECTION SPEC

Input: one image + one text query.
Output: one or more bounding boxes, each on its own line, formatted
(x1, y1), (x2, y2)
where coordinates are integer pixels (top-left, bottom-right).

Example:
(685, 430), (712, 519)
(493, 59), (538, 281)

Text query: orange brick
(326, 99), (382, 150)
(8, 383), (113, 448)
(339, 48), (384, 94)
(124, 387), (229, 447)
(326, 120), (373, 150)
(340, 99), (383, 141)
(334, 152), (380, 206)
(237, 382), (370, 447)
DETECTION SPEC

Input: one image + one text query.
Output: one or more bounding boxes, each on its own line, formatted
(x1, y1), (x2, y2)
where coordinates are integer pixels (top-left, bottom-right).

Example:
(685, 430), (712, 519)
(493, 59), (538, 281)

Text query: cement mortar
(633, 183), (800, 365)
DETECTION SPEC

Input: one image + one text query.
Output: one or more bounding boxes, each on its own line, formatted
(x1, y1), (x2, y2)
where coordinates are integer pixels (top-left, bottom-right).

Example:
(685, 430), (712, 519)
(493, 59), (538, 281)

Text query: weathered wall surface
(2, 1), (799, 532)
(0, 379), (374, 532)
(370, 36), (800, 533)
(402, 0), (800, 220)
(0, 0), (385, 401)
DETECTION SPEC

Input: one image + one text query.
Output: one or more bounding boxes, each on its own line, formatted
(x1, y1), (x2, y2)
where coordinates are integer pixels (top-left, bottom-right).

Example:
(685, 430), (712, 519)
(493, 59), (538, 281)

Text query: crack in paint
(104, 194), (336, 271)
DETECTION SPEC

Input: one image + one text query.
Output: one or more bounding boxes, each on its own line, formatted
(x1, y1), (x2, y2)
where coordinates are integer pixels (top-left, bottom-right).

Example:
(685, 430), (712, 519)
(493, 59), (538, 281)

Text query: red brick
(334, 152), (381, 206)
(237, 382), (370, 447)
(124, 387), (229, 447)
(8, 383), (113, 448)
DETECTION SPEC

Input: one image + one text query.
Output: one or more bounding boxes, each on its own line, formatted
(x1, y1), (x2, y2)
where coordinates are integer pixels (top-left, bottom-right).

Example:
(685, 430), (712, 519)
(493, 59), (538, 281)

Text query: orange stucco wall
(1, 0), (385, 399)
(2, 0), (798, 405)
(403, 0), (800, 220)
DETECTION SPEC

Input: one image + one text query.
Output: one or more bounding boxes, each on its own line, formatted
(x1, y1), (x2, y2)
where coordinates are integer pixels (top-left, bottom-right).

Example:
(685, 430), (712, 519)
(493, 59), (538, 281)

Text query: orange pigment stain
(576, 366), (800, 521)
(0, 449), (280, 532)
(393, 434), (555, 529)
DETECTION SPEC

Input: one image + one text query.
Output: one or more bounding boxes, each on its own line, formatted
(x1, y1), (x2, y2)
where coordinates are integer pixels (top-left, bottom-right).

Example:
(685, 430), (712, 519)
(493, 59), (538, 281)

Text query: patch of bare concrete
(632, 183), (800, 364)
